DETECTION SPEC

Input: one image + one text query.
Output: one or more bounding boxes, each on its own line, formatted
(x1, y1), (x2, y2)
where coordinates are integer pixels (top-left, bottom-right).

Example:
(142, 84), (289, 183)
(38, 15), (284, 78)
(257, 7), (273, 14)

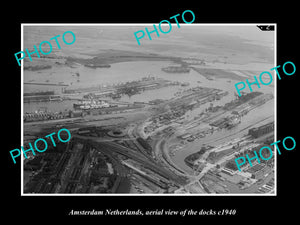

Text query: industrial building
(248, 121), (274, 138)
(246, 163), (272, 179)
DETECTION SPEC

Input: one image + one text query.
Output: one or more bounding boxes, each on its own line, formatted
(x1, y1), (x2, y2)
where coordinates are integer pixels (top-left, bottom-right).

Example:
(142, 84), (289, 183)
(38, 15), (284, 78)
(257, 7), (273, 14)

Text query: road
(154, 134), (195, 178)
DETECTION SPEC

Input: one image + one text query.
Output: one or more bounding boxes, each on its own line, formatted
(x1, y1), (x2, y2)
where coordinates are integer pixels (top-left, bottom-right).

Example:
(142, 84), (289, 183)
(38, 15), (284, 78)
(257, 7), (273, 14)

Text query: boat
(73, 99), (110, 110)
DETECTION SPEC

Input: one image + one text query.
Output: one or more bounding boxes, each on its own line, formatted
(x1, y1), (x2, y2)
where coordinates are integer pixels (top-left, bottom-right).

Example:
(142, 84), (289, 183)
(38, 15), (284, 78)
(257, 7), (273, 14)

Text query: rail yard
(23, 68), (274, 194)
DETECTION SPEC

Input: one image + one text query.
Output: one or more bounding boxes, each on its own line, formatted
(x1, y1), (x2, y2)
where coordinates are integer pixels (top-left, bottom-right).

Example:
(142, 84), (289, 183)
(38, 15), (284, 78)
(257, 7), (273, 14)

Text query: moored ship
(73, 99), (110, 110)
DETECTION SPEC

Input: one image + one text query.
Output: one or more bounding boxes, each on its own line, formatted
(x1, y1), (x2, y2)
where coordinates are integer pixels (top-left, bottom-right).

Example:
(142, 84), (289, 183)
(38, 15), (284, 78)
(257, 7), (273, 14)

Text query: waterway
(170, 99), (274, 173)
(23, 60), (273, 113)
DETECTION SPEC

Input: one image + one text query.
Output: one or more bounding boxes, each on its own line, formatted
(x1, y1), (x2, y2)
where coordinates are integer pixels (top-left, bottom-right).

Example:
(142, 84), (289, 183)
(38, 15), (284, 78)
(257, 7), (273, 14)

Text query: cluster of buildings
(23, 111), (71, 122)
(161, 66), (191, 73)
(24, 142), (71, 193)
(144, 109), (185, 135)
(209, 114), (241, 129)
(181, 58), (206, 65)
(256, 177), (274, 193)
(24, 139), (118, 194)
(23, 103), (145, 123)
(144, 88), (228, 136)
(245, 163), (273, 179)
(182, 118), (275, 193)
(200, 172), (229, 194)
(223, 92), (263, 110)
(122, 159), (176, 192)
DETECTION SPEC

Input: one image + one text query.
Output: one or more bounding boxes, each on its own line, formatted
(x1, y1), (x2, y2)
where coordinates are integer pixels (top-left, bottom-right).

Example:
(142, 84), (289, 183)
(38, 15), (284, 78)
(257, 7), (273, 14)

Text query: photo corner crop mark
(257, 25), (275, 31)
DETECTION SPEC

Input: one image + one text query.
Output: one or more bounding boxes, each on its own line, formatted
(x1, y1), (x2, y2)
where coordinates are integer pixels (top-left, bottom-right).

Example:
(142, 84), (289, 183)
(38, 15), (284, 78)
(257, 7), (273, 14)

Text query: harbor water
(23, 59), (275, 186)
(23, 60), (274, 113)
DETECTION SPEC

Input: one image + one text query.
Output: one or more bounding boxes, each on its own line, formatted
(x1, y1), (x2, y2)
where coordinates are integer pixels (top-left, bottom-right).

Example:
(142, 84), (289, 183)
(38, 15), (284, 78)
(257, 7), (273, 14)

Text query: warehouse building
(248, 121), (274, 138)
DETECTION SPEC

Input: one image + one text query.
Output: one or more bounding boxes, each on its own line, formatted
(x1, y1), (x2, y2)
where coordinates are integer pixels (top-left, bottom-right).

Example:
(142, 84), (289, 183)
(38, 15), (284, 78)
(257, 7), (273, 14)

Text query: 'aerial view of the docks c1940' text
(23, 25), (275, 194)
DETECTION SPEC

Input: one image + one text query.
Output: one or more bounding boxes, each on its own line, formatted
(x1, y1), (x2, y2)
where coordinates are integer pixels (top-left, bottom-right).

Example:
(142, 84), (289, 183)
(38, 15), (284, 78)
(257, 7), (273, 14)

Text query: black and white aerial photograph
(22, 24), (275, 195)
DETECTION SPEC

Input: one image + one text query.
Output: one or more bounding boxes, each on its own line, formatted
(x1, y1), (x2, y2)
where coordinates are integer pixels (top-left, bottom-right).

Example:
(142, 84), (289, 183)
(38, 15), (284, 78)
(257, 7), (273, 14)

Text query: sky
(23, 24), (275, 63)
